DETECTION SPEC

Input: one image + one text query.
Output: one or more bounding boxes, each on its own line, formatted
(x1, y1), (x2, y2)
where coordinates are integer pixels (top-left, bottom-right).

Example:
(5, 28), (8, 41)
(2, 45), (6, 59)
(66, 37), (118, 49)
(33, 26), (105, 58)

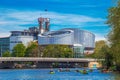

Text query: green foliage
(85, 40), (107, 58)
(25, 42), (38, 57)
(109, 65), (116, 71)
(42, 45), (73, 58)
(12, 43), (26, 57)
(85, 40), (113, 69)
(107, 0), (120, 67)
(110, 43), (120, 66)
(107, 1), (120, 43)
(94, 40), (106, 57)
(2, 51), (11, 57)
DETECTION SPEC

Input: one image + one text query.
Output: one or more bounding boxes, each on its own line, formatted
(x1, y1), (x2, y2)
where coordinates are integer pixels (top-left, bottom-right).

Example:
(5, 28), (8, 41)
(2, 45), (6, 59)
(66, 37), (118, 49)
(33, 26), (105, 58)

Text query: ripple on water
(0, 69), (117, 80)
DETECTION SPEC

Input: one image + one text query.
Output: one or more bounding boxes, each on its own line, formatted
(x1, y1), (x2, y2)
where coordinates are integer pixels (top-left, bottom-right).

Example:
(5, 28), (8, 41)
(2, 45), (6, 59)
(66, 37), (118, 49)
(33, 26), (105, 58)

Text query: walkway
(0, 57), (98, 62)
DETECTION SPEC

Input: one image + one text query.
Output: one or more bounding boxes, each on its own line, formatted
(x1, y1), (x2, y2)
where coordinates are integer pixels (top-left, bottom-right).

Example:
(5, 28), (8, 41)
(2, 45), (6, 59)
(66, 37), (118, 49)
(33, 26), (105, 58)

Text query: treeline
(85, 40), (113, 70)
(2, 42), (73, 58)
(86, 0), (120, 71)
(107, 0), (120, 71)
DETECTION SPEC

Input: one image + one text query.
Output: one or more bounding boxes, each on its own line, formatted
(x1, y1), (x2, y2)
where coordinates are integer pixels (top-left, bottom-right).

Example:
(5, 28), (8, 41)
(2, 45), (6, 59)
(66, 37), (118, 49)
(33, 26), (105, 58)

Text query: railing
(0, 57), (100, 62)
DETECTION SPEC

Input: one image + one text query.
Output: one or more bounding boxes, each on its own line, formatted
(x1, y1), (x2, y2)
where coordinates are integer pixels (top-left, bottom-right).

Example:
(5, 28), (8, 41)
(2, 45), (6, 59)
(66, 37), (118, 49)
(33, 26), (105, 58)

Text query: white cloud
(0, 9), (105, 25)
(0, 8), (106, 38)
(40, 12), (105, 25)
(95, 34), (107, 41)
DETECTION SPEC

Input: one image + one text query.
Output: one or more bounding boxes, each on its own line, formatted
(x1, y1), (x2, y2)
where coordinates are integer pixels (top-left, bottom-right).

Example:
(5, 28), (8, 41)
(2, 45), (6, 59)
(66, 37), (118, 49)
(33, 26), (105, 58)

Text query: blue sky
(0, 0), (115, 41)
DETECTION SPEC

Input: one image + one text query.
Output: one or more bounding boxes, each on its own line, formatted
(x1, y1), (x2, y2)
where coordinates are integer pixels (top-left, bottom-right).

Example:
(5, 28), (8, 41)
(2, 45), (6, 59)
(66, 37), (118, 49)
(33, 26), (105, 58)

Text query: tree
(85, 40), (113, 69)
(93, 40), (106, 58)
(42, 45), (73, 58)
(86, 40), (107, 58)
(107, 0), (120, 70)
(12, 43), (26, 57)
(100, 45), (113, 69)
(25, 41), (38, 57)
(2, 51), (11, 57)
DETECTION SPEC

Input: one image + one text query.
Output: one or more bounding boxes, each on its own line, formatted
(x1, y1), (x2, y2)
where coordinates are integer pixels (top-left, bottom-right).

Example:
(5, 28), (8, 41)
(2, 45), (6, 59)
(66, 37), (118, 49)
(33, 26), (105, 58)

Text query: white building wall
(10, 36), (34, 52)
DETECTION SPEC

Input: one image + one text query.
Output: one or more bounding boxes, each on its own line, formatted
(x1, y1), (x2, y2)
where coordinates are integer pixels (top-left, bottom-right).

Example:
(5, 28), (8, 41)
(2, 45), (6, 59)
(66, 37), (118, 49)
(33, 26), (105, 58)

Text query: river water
(0, 68), (119, 80)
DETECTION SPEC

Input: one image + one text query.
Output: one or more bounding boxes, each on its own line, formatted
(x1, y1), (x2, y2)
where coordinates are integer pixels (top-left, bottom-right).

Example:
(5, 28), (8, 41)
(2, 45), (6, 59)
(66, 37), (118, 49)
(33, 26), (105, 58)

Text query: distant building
(9, 26), (39, 52)
(0, 17), (95, 58)
(38, 28), (95, 58)
(38, 17), (50, 34)
(28, 27), (39, 40)
(0, 17), (50, 54)
(10, 31), (34, 52)
(0, 37), (10, 56)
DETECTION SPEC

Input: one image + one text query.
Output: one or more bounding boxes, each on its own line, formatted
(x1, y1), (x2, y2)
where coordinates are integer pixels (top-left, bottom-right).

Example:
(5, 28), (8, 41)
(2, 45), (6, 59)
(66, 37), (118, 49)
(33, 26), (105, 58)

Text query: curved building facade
(38, 28), (95, 49)
(62, 28), (95, 49)
(38, 28), (95, 57)
(38, 30), (74, 45)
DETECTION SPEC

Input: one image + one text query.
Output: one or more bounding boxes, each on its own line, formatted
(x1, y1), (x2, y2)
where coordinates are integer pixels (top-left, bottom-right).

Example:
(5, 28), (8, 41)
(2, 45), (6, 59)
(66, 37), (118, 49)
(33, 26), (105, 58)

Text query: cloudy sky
(0, 0), (115, 41)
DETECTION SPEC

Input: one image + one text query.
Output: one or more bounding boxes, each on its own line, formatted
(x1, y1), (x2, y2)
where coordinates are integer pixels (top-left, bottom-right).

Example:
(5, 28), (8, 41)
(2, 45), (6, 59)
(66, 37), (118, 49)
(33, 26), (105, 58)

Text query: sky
(0, 0), (115, 41)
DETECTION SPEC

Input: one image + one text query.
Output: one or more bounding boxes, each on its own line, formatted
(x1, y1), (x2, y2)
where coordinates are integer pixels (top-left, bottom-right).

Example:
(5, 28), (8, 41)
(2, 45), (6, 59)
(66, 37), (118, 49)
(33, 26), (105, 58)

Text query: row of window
(11, 34), (33, 36)
(39, 35), (73, 45)
(10, 41), (22, 43)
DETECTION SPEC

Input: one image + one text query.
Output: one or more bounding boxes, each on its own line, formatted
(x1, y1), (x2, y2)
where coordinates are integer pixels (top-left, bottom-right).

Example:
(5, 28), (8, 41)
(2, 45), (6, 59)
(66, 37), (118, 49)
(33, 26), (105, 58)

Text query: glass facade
(38, 28), (95, 48)
(38, 30), (74, 45)
(38, 28), (95, 57)
(73, 46), (84, 58)
(62, 28), (95, 48)
(0, 37), (10, 56)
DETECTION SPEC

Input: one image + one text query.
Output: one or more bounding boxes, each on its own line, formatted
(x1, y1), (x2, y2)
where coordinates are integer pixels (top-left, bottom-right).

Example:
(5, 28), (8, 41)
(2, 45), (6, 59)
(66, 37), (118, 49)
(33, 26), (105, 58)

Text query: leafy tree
(107, 0), (120, 70)
(25, 41), (38, 57)
(85, 40), (113, 69)
(86, 40), (107, 58)
(42, 45), (73, 58)
(12, 43), (26, 57)
(38, 45), (45, 57)
(2, 51), (11, 57)
(100, 45), (113, 69)
(93, 40), (106, 58)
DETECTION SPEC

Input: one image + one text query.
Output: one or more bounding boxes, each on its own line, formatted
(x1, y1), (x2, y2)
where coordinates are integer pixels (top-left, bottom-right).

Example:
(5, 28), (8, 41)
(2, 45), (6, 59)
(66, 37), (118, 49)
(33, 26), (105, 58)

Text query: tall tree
(12, 43), (26, 57)
(2, 51), (11, 57)
(107, 0), (120, 68)
(25, 41), (38, 57)
(100, 45), (113, 69)
(88, 40), (107, 58)
(85, 40), (113, 69)
(94, 40), (106, 57)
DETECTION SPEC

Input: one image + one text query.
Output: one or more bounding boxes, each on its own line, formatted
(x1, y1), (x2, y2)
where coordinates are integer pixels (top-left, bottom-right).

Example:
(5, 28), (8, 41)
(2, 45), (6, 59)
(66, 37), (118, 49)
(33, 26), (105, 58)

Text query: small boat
(49, 71), (55, 74)
(79, 70), (88, 74)
(58, 68), (70, 72)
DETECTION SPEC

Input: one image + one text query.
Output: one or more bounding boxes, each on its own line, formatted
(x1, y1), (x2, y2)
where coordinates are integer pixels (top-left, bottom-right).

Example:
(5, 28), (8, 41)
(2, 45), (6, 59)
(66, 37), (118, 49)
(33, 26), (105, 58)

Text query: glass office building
(38, 28), (95, 58)
(38, 29), (74, 45)
(61, 28), (95, 49)
(0, 37), (10, 56)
